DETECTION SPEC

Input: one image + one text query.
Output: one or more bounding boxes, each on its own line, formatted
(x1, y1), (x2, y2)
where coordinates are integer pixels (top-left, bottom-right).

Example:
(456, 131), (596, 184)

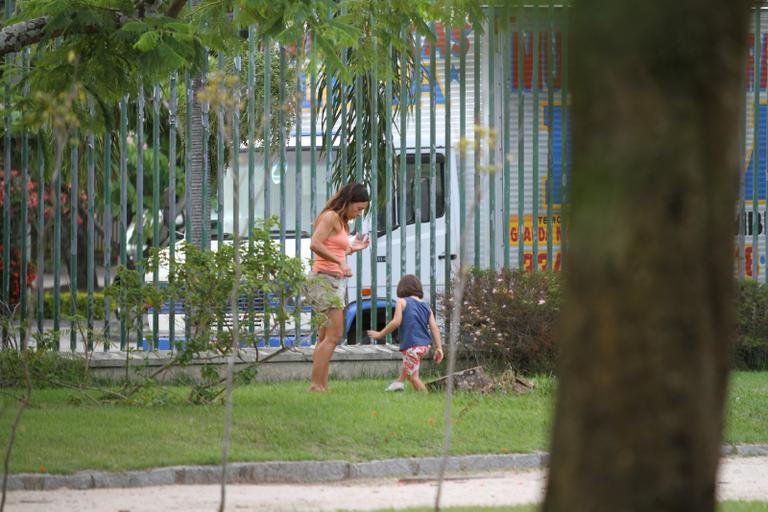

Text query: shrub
(0, 348), (88, 388)
(42, 290), (110, 321)
(442, 268), (561, 374)
(734, 280), (768, 370)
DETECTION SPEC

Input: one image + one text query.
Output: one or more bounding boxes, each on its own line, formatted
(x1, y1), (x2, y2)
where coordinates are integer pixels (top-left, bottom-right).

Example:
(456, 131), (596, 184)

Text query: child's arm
(367, 298), (404, 340)
(428, 311), (444, 363)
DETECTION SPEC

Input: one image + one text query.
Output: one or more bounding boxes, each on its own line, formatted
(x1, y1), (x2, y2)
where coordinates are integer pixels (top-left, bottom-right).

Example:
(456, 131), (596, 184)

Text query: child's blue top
(398, 297), (432, 350)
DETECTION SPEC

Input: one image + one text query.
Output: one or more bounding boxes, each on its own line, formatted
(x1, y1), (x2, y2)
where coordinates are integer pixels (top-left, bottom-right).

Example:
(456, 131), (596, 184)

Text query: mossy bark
(544, 2), (751, 511)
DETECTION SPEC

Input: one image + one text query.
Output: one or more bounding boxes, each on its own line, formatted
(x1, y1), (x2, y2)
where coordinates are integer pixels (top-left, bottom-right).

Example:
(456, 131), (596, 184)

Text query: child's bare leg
(397, 365), (407, 383)
(407, 370), (427, 392)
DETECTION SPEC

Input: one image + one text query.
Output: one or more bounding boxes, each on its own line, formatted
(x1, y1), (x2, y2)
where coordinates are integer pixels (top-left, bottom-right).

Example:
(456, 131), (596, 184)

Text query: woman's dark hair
(318, 182), (370, 227)
(397, 274), (424, 299)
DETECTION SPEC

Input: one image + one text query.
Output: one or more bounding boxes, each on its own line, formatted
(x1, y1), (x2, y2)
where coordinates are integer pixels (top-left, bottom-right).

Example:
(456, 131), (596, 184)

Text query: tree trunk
(543, 2), (751, 512)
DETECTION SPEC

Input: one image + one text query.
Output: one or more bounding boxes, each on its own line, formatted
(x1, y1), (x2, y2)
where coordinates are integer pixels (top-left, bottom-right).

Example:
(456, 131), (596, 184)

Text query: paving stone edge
(6, 444), (768, 491)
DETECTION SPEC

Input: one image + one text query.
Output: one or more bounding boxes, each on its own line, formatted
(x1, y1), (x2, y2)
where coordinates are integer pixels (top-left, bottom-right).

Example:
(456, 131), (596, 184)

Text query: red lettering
(538, 252), (547, 271)
(424, 23), (473, 59)
(510, 225), (519, 243)
(538, 226), (546, 243)
(513, 32), (562, 89)
(524, 253), (533, 272)
(523, 226), (533, 243)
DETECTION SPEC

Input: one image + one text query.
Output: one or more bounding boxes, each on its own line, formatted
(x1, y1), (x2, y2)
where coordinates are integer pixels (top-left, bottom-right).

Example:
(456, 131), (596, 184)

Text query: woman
(306, 183), (370, 392)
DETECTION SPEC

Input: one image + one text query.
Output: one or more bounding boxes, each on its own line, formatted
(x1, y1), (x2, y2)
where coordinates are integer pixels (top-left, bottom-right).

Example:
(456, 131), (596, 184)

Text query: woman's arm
(367, 298), (404, 340)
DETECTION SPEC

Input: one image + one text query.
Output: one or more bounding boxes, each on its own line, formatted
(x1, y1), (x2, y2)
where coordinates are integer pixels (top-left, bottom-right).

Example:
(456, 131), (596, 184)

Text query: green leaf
(121, 21), (150, 34)
(314, 34), (349, 83)
(134, 31), (161, 53)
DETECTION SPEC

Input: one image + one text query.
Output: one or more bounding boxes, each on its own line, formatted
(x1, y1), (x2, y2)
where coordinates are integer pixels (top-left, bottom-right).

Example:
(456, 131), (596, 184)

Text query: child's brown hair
(396, 274), (424, 299)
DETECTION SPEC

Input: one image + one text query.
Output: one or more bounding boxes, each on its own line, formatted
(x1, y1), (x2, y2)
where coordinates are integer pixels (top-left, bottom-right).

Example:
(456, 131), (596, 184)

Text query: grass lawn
(0, 372), (766, 475)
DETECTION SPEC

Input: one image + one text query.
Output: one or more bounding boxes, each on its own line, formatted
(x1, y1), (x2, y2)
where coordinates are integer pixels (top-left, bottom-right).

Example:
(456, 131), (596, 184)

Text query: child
(367, 274), (444, 392)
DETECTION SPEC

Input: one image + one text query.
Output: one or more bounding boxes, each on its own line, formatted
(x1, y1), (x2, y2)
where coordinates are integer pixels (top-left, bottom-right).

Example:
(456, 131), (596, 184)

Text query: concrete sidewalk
(5, 456), (768, 512)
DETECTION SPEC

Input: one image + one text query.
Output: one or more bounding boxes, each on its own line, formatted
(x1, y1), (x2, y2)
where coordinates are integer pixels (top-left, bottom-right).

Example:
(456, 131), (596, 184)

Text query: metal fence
(2, 5), (761, 352)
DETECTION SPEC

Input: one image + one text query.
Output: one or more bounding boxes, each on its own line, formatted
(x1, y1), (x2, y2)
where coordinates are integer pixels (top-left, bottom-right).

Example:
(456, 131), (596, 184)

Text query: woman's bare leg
(309, 308), (343, 391)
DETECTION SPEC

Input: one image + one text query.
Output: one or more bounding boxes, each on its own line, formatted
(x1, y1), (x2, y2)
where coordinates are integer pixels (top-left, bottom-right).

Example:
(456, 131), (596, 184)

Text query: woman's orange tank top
(312, 226), (349, 275)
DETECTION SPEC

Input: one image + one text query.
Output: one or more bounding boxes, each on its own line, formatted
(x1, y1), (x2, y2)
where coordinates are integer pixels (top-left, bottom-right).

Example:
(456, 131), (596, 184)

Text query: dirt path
(5, 456), (768, 511)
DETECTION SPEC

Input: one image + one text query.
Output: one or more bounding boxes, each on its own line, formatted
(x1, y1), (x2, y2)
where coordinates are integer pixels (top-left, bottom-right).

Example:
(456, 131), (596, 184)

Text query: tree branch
(0, 16), (50, 58)
(165, 0), (187, 19)
(0, 0), (187, 59)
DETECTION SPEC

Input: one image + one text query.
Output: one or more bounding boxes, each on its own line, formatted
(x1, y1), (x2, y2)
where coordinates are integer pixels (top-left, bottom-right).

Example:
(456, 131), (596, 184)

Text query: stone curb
(6, 445), (767, 491)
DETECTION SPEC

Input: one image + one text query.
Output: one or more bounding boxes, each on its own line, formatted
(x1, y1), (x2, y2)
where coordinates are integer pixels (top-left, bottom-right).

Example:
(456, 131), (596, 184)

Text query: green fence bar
(185, 74), (192, 245)
(248, 27), (256, 247)
(325, 60), (333, 201)
(36, 136), (45, 333)
(517, 7), (525, 270)
(201, 75), (211, 251)
(246, 30), (256, 335)
(370, 32), (379, 339)
(263, 35), (272, 345)
(546, 3), (555, 271)
(310, 65), (318, 345)
(20, 94), (29, 327)
(753, 9), (761, 279)
(264, 36), (272, 224)
(279, 45), (287, 343)
(531, 12), (540, 267)
(473, 17), (481, 269)
(414, 31), (422, 282)
(400, 30), (408, 287)
(279, 46), (287, 255)
(340, 53), (348, 177)
(502, 10), (511, 270)
(136, 87), (145, 347)
(214, 62), (224, 355)
(2, 0), (11, 310)
(217, 54), (226, 247)
(459, 22), (467, 245)
(488, 8), (497, 271)
(310, 68), (318, 230)
(560, 6), (569, 267)
(86, 110), (95, 350)
(429, 22), (437, 312)
(53, 127), (62, 340)
(168, 72), (178, 347)
(69, 131), (79, 351)
(444, 19), (452, 320)
(385, 44), (394, 343)
(293, 49), (302, 344)
(102, 125), (112, 348)
(152, 84), (161, 348)
(233, 51), (244, 340)
(119, 96), (128, 348)
(136, 87), (145, 273)
(355, 72), (363, 344)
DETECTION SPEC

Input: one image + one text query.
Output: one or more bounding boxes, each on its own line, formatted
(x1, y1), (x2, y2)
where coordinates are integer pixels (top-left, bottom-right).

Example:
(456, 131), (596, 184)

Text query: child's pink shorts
(401, 345), (430, 376)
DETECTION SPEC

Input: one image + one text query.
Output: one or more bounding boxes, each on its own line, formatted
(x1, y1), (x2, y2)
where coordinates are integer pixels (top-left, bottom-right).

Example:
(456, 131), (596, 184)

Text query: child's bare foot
(307, 384), (327, 392)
